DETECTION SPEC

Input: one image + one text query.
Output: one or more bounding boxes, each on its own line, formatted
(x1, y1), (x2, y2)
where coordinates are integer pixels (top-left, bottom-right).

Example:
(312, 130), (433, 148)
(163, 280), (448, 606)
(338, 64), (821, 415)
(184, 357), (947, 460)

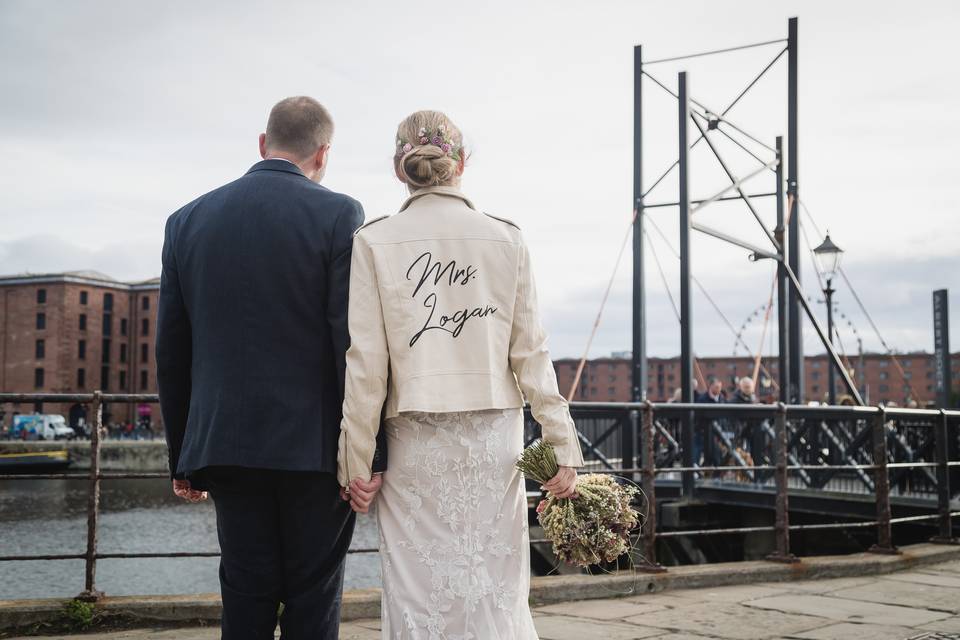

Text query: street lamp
(814, 232), (844, 404)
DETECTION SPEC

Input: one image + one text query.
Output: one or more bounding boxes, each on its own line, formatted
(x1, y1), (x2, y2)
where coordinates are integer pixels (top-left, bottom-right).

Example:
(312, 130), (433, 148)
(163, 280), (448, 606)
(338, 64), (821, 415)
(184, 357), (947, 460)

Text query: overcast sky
(1, 1), (957, 359)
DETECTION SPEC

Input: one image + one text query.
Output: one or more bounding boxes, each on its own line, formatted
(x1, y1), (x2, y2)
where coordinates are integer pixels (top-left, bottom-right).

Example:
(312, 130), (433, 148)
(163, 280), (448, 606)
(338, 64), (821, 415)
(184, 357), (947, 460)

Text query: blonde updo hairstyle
(394, 110), (465, 190)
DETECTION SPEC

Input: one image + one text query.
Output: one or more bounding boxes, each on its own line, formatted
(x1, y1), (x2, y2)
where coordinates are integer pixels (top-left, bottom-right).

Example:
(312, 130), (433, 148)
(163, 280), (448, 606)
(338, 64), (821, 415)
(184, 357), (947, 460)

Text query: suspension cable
(567, 211), (636, 401)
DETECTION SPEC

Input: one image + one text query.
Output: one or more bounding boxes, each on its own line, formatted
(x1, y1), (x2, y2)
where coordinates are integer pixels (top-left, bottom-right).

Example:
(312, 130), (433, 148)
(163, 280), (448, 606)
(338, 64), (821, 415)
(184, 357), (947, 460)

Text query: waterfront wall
(0, 440), (169, 472)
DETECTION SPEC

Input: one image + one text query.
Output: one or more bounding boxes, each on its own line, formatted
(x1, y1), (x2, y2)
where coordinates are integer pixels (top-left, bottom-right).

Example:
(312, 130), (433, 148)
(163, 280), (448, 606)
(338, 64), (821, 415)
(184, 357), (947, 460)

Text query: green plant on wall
(62, 599), (95, 630)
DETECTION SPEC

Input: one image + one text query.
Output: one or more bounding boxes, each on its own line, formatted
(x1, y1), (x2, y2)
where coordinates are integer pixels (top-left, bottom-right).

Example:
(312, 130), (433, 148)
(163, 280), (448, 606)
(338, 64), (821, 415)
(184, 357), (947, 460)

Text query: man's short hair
(264, 96), (334, 158)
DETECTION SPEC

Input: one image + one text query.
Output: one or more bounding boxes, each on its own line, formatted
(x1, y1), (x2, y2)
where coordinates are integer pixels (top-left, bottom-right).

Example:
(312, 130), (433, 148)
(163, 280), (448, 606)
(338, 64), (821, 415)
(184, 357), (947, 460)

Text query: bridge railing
(525, 401), (960, 567)
(1, 392), (957, 598)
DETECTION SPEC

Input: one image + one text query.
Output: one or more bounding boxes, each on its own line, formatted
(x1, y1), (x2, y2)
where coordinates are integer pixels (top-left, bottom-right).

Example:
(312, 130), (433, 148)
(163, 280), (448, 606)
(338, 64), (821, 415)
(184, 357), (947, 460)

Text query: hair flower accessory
(396, 126), (461, 161)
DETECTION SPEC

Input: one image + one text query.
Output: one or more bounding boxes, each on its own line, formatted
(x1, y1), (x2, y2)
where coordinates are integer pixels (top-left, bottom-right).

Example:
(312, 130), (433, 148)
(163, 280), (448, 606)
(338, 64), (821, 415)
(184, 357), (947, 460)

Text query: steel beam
(690, 221), (779, 261)
(776, 136), (790, 403)
(690, 114), (780, 251)
(633, 45), (647, 402)
(678, 71), (695, 498)
(787, 16), (804, 403)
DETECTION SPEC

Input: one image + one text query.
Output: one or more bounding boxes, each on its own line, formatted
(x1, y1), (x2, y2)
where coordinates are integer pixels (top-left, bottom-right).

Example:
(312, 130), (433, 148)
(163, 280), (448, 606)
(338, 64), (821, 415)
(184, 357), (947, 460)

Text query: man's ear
(315, 144), (331, 171)
(259, 133), (268, 159)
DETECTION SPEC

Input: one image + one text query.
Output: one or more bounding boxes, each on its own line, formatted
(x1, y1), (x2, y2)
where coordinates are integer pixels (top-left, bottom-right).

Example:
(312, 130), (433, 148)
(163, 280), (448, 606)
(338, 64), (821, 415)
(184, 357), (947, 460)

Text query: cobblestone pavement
(11, 560), (960, 640)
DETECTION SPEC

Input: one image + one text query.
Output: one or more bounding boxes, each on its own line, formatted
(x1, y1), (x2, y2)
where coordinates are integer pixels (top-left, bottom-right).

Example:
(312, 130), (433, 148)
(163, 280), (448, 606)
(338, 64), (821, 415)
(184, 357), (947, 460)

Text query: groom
(157, 96), (383, 639)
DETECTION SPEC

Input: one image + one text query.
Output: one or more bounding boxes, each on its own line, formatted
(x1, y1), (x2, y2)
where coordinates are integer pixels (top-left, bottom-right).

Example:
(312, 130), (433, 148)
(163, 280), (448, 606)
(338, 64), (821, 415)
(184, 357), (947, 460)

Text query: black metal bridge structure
(533, 401), (960, 568)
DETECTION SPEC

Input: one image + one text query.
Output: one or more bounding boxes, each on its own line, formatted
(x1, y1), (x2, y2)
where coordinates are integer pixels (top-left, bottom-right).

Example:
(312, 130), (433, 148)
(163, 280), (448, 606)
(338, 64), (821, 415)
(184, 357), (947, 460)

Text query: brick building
(0, 271), (160, 431)
(554, 351), (960, 406)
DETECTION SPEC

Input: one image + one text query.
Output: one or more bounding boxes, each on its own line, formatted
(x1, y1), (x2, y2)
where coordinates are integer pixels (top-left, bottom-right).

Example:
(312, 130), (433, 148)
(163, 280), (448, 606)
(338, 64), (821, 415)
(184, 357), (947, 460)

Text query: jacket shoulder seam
(483, 212), (520, 230)
(355, 215), (389, 235)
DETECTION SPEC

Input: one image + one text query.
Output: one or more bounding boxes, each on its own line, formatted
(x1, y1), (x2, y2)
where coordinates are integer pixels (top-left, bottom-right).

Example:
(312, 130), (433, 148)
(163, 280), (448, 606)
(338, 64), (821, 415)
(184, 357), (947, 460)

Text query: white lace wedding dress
(377, 407), (539, 639)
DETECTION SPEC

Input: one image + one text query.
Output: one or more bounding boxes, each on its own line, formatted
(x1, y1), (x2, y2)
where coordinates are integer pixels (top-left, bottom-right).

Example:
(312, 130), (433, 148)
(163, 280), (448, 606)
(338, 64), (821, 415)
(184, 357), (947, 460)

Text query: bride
(337, 110), (584, 639)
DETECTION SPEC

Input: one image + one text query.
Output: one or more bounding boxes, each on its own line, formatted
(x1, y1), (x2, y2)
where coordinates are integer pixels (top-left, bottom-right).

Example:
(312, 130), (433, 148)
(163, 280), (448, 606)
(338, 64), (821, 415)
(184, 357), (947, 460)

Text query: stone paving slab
(787, 621), (919, 640)
(828, 580), (960, 614)
(917, 617), (960, 633)
(667, 584), (794, 603)
(622, 603), (825, 639)
(535, 598), (668, 619)
(746, 594), (953, 627)
(532, 614), (665, 639)
(882, 571), (960, 589)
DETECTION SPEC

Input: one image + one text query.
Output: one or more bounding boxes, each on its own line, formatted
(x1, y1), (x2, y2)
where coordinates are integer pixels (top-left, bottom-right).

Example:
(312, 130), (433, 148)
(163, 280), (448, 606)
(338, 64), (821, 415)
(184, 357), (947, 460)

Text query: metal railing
(0, 391), (375, 601)
(526, 401), (960, 568)
(1, 392), (958, 598)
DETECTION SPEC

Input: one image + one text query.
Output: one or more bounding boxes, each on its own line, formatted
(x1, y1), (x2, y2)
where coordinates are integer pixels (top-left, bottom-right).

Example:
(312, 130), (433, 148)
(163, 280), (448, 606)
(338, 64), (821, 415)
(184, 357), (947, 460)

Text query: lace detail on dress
(378, 408), (538, 640)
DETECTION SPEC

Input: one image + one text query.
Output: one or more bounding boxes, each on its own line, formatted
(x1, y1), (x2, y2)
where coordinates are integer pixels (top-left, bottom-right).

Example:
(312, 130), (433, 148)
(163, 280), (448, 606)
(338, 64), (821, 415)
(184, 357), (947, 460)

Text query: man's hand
(172, 479), (208, 502)
(341, 475), (383, 514)
(542, 466), (578, 499)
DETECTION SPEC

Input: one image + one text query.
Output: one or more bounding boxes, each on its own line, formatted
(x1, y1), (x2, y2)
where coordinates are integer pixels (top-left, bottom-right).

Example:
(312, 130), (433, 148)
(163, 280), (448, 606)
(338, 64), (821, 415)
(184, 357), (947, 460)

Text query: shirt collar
(399, 185), (475, 212)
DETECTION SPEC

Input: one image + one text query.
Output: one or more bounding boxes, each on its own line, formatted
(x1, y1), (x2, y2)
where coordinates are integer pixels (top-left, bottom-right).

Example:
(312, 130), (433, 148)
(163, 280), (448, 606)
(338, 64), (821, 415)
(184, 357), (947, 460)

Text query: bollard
(767, 403), (798, 563)
(868, 407), (898, 555)
(77, 390), (105, 601)
(931, 410), (958, 544)
(639, 401), (665, 572)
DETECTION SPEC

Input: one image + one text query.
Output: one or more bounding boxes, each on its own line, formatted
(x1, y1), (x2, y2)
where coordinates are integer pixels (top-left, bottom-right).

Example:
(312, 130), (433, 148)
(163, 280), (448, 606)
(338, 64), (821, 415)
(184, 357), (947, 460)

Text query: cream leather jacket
(337, 186), (584, 485)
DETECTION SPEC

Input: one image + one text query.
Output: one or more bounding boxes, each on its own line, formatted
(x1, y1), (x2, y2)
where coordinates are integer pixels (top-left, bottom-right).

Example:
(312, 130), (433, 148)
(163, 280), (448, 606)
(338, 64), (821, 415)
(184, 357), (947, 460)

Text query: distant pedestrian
(695, 377), (725, 468)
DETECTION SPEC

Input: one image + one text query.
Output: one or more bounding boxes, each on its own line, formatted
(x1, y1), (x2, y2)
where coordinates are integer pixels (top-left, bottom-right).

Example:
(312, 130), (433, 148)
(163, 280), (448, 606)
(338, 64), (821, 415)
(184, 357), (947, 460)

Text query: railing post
(640, 401), (665, 572)
(77, 390), (105, 601)
(931, 410), (958, 544)
(624, 408), (639, 482)
(869, 407), (898, 555)
(767, 403), (798, 563)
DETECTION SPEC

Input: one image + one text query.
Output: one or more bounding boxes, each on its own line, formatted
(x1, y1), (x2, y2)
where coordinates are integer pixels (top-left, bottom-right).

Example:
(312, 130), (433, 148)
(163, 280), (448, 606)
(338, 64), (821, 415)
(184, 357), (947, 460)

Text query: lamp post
(814, 232), (844, 404)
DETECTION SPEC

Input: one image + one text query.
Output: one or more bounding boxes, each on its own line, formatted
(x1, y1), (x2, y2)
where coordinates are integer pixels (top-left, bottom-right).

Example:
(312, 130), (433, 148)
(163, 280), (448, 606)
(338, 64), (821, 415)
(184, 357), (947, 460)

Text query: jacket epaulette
(355, 215), (389, 235)
(483, 212), (520, 230)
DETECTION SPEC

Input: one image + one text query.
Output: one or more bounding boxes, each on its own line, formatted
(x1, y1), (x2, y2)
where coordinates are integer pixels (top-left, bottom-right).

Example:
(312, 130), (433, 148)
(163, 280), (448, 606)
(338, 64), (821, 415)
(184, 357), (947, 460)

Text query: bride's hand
(542, 466), (578, 499)
(346, 474), (383, 514)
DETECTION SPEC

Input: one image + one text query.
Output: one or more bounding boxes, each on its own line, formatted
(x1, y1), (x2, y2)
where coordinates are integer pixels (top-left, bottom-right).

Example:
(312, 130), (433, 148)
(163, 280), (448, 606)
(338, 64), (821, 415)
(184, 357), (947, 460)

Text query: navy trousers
(206, 467), (355, 640)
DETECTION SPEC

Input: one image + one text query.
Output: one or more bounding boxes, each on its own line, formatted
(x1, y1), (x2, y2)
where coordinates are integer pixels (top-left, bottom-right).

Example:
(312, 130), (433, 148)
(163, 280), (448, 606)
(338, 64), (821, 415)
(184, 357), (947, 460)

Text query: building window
(79, 314), (87, 331)
(140, 343), (149, 363)
(35, 339), (45, 359)
(120, 318), (128, 336)
(102, 339), (111, 363)
(903, 372), (912, 379)
(812, 385), (819, 393)
(77, 368), (86, 388)
(879, 384), (890, 393)
(36, 313), (46, 330)
(102, 314), (112, 336)
(879, 360), (889, 368)
(103, 292), (113, 311)
(141, 318), (149, 336)
(142, 296), (150, 311)
(140, 370), (148, 390)
(608, 386), (616, 395)
(609, 375), (617, 383)
(37, 289), (46, 304)
(34, 368), (44, 389)
(78, 339), (86, 360)
(902, 359), (912, 367)
(80, 291), (88, 305)
(119, 370), (127, 390)
(811, 371), (820, 380)
(879, 371), (889, 380)
(120, 343), (127, 363)
(100, 366), (110, 391)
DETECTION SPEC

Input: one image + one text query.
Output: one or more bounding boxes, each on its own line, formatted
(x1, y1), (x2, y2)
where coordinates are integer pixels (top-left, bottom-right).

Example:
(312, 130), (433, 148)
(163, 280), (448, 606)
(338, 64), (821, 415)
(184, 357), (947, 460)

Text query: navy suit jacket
(157, 159), (372, 479)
